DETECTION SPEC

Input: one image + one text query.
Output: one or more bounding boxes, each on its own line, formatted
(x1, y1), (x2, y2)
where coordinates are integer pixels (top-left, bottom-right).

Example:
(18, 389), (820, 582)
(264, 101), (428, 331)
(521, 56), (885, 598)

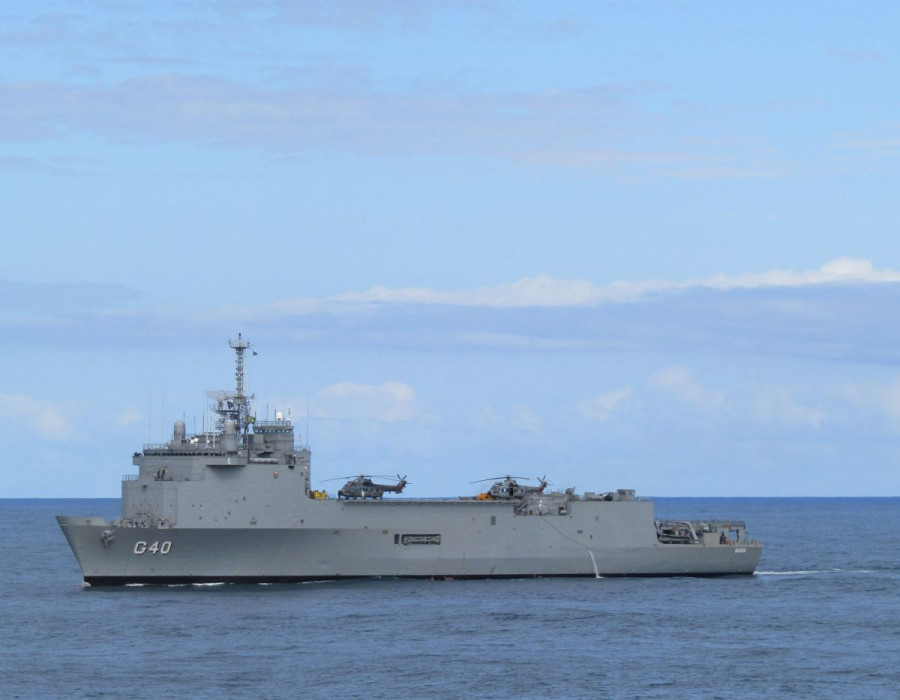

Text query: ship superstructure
(58, 336), (762, 585)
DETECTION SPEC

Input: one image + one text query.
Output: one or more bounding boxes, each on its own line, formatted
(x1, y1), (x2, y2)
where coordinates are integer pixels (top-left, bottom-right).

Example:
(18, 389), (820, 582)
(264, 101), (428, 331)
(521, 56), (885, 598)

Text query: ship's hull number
(134, 540), (172, 555)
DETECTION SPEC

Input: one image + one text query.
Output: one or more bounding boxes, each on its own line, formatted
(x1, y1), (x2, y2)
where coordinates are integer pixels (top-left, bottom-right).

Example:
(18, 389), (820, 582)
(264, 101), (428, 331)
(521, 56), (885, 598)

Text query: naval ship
(58, 336), (762, 585)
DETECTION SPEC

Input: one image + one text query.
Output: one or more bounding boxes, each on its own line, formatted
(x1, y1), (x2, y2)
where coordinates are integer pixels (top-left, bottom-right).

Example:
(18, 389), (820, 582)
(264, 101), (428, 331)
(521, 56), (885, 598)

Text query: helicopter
(472, 475), (548, 500)
(332, 474), (408, 500)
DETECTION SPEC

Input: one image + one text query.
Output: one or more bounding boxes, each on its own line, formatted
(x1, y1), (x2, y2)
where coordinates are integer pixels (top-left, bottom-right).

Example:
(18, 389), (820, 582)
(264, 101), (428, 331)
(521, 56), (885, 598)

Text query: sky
(2, 1), (900, 497)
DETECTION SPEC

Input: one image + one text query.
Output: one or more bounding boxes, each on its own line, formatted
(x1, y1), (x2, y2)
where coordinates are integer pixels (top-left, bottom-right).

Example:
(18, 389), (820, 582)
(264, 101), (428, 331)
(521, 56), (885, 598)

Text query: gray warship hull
(57, 335), (762, 585)
(59, 498), (760, 585)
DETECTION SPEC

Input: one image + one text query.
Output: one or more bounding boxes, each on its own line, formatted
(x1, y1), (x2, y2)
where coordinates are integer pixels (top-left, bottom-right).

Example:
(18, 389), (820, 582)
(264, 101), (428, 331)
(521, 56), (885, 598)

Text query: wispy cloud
(647, 366), (724, 410)
(839, 126), (900, 160)
(113, 405), (144, 428)
(0, 76), (654, 154)
(480, 404), (543, 436)
(272, 0), (445, 32)
(236, 258), (900, 313)
(833, 378), (900, 428)
(826, 48), (887, 65)
(313, 381), (418, 423)
(591, 367), (828, 435)
(6, 259), (900, 366)
(0, 393), (76, 441)
(0, 73), (772, 178)
(0, 60), (872, 181)
(4, 259), (894, 320)
(331, 275), (621, 307)
(578, 388), (634, 421)
(749, 385), (824, 429)
(0, 278), (141, 312)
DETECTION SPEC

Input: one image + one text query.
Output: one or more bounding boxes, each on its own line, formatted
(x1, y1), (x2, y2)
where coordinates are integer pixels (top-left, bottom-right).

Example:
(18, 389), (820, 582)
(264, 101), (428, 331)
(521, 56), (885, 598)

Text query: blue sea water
(1, 498), (898, 699)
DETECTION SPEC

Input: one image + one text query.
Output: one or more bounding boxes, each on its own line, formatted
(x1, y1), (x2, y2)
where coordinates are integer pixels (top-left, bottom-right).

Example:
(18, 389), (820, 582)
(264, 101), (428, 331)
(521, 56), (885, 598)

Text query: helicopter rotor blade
(469, 475), (527, 484)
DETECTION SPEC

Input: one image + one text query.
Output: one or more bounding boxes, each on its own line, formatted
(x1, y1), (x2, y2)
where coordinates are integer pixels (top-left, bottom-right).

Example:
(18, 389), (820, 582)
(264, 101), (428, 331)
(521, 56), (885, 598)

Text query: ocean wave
(756, 569), (874, 576)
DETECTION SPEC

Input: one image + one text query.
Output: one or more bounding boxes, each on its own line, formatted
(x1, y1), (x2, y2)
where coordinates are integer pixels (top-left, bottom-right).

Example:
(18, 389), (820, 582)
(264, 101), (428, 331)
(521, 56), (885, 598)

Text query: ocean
(1, 498), (897, 699)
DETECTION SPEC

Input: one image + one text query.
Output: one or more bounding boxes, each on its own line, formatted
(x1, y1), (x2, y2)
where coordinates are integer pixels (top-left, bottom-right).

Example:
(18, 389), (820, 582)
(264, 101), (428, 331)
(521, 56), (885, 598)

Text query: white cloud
(113, 405), (144, 428)
(698, 257), (900, 290)
(332, 275), (622, 307)
(647, 366), (725, 410)
(226, 258), (900, 316)
(833, 378), (900, 427)
(9, 258), (899, 369)
(644, 369), (824, 429)
(579, 388), (634, 421)
(881, 382), (900, 423)
(750, 386), (824, 429)
(480, 404), (542, 435)
(0, 393), (76, 441)
(510, 404), (542, 434)
(314, 381), (417, 423)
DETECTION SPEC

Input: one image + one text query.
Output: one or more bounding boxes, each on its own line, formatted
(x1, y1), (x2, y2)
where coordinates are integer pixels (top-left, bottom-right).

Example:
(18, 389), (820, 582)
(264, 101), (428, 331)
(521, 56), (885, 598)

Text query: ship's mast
(208, 333), (255, 435)
(232, 333), (250, 401)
